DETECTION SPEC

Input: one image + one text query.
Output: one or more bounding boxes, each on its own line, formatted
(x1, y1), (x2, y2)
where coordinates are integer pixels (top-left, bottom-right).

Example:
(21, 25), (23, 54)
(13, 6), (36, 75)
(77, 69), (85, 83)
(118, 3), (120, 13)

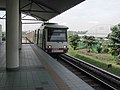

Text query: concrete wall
(0, 24), (2, 43)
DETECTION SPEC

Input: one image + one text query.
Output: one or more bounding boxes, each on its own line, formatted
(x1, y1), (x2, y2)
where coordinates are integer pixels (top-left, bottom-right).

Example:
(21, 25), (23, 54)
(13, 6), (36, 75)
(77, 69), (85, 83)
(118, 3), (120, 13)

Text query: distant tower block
(0, 24), (2, 43)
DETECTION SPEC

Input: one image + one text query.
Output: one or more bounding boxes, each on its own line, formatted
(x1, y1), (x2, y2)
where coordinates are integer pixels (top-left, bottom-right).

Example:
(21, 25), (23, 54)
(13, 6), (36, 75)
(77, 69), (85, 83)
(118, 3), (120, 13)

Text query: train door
(42, 29), (46, 50)
(37, 29), (40, 45)
(34, 30), (37, 44)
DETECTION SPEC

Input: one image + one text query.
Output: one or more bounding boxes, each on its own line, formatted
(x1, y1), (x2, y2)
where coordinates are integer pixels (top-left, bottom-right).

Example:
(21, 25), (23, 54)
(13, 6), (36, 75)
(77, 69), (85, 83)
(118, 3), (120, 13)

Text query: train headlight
(64, 45), (67, 48)
(48, 45), (52, 48)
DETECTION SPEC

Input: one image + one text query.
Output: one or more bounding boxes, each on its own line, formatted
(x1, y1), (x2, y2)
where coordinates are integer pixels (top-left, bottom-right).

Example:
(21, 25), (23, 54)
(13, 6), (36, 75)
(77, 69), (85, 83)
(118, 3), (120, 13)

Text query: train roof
(43, 23), (68, 29)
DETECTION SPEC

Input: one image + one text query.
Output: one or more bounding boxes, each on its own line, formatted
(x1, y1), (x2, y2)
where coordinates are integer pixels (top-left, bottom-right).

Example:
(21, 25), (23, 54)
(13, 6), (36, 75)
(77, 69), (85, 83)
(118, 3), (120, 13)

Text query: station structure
(0, 0), (96, 90)
(0, 0), (85, 70)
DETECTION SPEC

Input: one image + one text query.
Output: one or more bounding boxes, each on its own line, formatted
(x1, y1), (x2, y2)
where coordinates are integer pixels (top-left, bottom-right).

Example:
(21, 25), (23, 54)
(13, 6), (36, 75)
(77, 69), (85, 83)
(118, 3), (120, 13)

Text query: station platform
(0, 43), (94, 90)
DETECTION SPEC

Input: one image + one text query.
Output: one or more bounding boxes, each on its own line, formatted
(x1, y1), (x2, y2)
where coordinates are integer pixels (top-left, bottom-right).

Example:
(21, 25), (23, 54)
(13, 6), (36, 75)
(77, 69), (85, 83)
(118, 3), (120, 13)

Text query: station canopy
(0, 0), (85, 21)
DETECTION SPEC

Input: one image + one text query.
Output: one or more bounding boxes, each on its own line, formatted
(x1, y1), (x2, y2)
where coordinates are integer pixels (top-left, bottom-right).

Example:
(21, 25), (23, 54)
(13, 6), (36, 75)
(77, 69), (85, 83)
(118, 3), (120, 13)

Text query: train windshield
(47, 29), (67, 42)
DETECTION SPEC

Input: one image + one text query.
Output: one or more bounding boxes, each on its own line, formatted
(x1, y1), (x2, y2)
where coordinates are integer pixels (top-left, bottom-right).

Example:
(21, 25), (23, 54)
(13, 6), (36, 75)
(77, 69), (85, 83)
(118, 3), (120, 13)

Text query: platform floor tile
(0, 44), (59, 90)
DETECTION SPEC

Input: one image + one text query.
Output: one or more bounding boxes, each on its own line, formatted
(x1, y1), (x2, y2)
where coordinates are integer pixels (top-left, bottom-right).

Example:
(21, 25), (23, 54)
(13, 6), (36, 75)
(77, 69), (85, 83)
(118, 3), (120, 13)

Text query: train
(26, 22), (69, 54)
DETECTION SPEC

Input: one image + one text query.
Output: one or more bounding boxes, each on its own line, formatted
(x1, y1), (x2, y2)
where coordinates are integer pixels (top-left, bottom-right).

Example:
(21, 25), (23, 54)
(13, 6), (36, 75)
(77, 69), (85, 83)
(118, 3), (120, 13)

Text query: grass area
(67, 46), (120, 76)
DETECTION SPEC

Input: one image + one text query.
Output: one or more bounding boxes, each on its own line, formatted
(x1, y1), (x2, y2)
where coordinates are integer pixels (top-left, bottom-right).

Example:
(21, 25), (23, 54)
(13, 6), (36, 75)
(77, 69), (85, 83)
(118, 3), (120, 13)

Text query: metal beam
(22, 19), (37, 21)
(33, 1), (47, 11)
(0, 17), (38, 21)
(0, 17), (5, 19)
(30, 13), (47, 21)
(2, 14), (6, 18)
(29, 1), (32, 10)
(22, 14), (28, 18)
(0, 8), (6, 10)
(31, 0), (60, 14)
(21, 10), (56, 13)
(21, 1), (33, 9)
(22, 22), (42, 24)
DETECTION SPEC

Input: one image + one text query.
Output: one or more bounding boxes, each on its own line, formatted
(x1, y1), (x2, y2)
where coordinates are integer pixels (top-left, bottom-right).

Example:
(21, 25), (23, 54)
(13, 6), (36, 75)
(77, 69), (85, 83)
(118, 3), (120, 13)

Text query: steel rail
(58, 54), (120, 90)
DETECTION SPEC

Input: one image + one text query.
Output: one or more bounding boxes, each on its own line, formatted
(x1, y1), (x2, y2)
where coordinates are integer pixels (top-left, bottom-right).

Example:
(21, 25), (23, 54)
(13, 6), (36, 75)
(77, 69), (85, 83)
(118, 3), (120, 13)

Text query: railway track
(57, 54), (120, 90)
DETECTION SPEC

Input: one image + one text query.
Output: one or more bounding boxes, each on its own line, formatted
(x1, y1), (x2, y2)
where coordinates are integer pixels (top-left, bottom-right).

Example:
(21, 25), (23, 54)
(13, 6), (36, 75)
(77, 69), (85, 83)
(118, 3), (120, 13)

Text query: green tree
(108, 24), (120, 64)
(82, 35), (98, 52)
(96, 45), (102, 53)
(69, 34), (80, 50)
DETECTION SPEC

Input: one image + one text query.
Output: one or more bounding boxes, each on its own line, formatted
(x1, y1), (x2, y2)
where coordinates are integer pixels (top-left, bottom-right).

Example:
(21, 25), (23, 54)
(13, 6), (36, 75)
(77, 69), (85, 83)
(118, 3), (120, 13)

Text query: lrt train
(26, 22), (69, 54)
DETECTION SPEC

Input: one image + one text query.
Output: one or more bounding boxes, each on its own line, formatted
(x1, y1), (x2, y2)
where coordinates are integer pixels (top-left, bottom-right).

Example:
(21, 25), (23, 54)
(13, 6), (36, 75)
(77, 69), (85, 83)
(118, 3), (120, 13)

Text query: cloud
(88, 21), (99, 24)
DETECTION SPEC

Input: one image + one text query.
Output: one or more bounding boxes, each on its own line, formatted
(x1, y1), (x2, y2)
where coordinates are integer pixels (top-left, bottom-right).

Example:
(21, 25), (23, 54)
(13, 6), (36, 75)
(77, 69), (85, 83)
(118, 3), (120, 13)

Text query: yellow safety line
(31, 45), (70, 90)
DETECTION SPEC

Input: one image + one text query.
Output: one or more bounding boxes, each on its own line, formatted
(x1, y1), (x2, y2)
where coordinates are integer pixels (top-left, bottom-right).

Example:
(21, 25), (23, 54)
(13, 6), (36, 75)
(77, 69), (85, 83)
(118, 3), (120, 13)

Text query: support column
(19, 13), (22, 50)
(6, 0), (19, 70)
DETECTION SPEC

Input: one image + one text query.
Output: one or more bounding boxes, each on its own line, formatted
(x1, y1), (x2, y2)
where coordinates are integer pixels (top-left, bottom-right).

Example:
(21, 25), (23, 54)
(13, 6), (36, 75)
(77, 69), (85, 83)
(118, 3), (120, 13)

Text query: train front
(45, 24), (68, 54)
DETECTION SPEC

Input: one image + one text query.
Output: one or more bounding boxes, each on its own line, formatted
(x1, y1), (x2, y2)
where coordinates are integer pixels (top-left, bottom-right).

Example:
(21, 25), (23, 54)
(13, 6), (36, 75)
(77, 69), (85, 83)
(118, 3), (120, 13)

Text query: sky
(50, 0), (120, 36)
(1, 0), (120, 36)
